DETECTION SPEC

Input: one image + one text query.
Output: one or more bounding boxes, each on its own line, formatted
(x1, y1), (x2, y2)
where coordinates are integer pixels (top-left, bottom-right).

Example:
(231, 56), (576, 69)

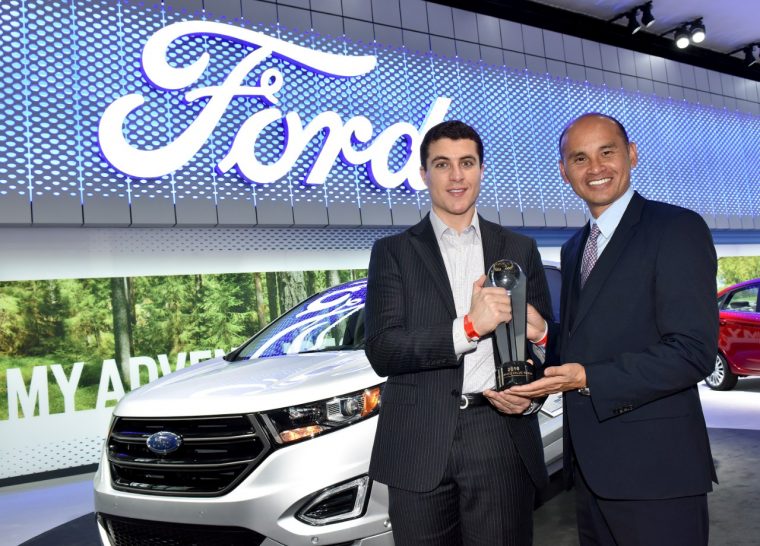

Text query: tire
(705, 354), (738, 391)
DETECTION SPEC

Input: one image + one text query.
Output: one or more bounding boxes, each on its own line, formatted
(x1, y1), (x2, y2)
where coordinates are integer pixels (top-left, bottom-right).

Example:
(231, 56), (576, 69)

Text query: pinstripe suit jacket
(365, 213), (553, 492)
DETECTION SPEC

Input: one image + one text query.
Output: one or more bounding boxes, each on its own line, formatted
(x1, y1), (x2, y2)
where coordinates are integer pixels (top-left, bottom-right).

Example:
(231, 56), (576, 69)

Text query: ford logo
(146, 431), (183, 455)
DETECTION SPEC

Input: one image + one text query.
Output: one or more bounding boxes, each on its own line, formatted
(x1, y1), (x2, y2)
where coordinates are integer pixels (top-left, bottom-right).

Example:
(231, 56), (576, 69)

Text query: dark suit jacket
(364, 213), (553, 493)
(553, 192), (718, 500)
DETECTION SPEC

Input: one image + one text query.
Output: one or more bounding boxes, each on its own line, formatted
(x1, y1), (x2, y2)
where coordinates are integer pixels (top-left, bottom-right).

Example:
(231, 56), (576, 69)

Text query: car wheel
(705, 354), (738, 391)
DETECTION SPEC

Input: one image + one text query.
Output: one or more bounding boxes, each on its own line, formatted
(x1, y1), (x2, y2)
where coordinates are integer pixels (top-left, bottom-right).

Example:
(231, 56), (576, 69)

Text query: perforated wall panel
(0, 0), (758, 229)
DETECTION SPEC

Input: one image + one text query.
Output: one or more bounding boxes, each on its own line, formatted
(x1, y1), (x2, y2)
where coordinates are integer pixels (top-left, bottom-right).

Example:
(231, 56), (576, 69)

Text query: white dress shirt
(429, 209), (496, 393)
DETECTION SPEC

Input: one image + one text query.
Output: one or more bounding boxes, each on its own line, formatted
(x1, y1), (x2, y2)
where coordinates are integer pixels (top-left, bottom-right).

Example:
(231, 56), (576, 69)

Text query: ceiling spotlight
(731, 43), (760, 68)
(609, 2), (656, 35)
(627, 13), (641, 34)
(690, 18), (706, 44)
(639, 2), (656, 29)
(750, 45), (760, 68)
(662, 17), (706, 49)
(674, 26), (690, 49)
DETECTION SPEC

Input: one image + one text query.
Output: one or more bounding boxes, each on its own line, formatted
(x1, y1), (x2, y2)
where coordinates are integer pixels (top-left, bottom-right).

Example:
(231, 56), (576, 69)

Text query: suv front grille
(108, 414), (270, 496)
(97, 513), (266, 546)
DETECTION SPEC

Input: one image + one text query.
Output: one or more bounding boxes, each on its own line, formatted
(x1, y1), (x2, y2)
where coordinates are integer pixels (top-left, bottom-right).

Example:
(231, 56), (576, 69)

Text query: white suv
(94, 272), (563, 546)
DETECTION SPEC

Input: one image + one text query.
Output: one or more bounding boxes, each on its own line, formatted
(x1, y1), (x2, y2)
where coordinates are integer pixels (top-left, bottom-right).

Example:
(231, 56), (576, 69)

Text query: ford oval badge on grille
(146, 431), (183, 455)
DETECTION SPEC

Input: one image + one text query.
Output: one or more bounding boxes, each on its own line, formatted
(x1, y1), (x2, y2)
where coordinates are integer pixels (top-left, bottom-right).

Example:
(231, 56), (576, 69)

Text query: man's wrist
(577, 364), (589, 395)
(463, 314), (480, 341)
(530, 320), (549, 346)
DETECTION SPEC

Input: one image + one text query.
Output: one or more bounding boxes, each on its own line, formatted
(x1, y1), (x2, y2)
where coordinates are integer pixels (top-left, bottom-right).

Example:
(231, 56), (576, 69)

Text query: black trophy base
(495, 361), (534, 391)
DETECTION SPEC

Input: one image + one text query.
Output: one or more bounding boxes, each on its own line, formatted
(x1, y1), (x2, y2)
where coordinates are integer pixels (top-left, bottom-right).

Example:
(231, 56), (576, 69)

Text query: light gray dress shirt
(429, 209), (496, 393)
(589, 186), (635, 257)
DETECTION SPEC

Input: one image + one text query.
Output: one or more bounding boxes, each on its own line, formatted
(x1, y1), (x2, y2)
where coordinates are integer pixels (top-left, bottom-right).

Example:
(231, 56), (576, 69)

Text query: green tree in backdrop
(717, 256), (760, 290)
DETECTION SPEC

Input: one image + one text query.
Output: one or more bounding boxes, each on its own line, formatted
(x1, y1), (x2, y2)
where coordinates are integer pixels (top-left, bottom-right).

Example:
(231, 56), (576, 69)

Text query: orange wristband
(463, 314), (480, 341)
(532, 322), (548, 347)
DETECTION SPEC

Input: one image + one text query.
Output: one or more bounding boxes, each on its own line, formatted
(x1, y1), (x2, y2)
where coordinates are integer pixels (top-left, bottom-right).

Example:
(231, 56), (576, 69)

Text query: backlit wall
(1, 0), (759, 230)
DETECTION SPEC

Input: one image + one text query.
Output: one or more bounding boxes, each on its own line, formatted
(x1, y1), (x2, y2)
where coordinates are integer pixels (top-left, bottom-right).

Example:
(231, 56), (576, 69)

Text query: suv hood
(114, 351), (383, 418)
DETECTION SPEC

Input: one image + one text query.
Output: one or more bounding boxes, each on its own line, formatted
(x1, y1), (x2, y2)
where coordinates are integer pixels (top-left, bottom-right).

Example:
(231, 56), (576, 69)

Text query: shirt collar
(590, 186), (635, 240)
(430, 208), (481, 242)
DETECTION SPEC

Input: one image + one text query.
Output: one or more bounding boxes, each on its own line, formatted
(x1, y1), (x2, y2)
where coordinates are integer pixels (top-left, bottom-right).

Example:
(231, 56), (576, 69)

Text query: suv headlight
(261, 385), (382, 444)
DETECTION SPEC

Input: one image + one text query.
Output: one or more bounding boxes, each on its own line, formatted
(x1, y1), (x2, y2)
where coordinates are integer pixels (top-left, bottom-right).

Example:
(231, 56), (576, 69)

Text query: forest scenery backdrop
(2, 256), (759, 422)
(0, 268), (366, 422)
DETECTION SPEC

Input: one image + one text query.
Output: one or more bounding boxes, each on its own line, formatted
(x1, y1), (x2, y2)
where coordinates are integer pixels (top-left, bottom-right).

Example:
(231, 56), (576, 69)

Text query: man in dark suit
(511, 113), (718, 545)
(364, 120), (554, 546)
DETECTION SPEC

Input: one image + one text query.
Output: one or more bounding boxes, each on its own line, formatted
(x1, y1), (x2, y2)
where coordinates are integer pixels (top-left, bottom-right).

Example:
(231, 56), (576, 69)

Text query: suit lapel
(479, 216), (503, 272)
(570, 192), (645, 334)
(561, 226), (586, 334)
(409, 214), (457, 317)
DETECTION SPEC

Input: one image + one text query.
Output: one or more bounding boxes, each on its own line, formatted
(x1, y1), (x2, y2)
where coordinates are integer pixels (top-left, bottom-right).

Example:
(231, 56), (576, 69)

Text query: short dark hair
(420, 120), (484, 169)
(558, 113), (630, 158)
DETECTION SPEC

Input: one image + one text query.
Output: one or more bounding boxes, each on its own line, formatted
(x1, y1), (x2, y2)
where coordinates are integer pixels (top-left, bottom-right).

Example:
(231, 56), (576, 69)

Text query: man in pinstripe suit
(364, 120), (554, 546)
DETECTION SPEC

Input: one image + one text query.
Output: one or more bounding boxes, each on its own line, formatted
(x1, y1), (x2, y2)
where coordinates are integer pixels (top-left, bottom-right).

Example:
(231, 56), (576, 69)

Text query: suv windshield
(235, 280), (367, 360)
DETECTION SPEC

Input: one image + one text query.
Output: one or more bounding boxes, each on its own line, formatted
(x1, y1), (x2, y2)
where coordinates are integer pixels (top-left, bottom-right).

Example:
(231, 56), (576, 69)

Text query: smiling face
(420, 137), (484, 232)
(559, 115), (638, 218)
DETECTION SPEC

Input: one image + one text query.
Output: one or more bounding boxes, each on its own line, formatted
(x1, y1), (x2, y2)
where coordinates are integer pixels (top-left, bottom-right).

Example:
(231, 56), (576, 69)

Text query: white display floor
(0, 473), (95, 545)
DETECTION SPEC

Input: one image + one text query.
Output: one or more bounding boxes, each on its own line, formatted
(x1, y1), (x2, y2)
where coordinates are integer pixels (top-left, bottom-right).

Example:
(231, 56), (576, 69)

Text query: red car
(705, 278), (760, 390)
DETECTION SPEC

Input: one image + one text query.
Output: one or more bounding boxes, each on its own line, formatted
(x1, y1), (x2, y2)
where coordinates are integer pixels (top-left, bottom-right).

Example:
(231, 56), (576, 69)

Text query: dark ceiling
(432, 0), (760, 82)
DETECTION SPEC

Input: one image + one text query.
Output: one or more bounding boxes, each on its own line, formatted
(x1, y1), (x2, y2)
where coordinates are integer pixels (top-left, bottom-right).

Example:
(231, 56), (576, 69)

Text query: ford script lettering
(98, 20), (452, 191)
(146, 431), (183, 455)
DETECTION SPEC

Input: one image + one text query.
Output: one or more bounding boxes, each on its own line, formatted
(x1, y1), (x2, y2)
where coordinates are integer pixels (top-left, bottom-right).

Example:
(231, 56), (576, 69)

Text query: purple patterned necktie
(580, 223), (601, 289)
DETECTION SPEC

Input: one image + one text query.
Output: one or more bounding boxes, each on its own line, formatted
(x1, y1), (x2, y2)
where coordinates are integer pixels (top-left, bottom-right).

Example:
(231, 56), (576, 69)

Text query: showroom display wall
(1, 0), (759, 484)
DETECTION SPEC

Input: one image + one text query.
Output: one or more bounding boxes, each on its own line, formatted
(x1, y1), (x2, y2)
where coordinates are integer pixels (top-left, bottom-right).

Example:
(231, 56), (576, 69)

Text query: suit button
(451, 389), (461, 397)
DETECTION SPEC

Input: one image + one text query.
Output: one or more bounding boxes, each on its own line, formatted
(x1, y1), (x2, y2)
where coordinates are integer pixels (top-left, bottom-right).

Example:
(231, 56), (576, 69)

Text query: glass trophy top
(487, 259), (523, 291)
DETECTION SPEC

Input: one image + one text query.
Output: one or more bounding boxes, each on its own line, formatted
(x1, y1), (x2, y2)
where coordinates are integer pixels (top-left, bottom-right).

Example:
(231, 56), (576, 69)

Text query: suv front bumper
(94, 417), (393, 546)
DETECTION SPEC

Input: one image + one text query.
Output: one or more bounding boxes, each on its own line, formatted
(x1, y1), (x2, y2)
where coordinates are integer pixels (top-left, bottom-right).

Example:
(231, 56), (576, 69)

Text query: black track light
(690, 18), (706, 44)
(674, 26), (690, 49)
(609, 2), (656, 35)
(626, 13), (640, 34)
(661, 18), (706, 49)
(730, 43), (760, 68)
(639, 2), (655, 29)
(749, 45), (760, 68)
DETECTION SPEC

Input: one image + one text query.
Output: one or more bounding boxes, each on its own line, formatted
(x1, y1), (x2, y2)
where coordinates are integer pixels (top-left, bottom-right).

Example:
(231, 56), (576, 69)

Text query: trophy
(486, 260), (533, 391)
